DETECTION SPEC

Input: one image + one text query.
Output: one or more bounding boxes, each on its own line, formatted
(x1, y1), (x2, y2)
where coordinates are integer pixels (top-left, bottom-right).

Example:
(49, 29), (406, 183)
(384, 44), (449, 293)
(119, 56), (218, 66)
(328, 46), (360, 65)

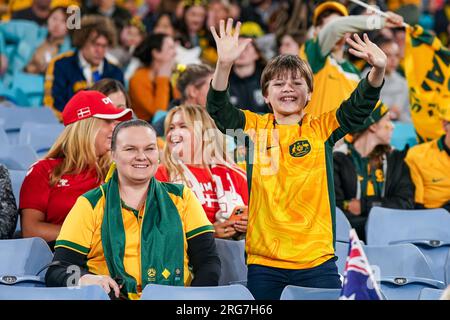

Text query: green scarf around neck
(100, 170), (185, 299)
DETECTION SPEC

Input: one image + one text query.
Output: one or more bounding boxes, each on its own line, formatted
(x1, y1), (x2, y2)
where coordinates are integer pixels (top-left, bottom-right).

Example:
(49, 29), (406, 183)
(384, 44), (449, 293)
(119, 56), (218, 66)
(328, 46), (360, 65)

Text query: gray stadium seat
(215, 239), (247, 285)
(140, 284), (254, 300)
(0, 284), (110, 300)
(0, 238), (53, 286)
(280, 285), (341, 300)
(366, 207), (450, 283)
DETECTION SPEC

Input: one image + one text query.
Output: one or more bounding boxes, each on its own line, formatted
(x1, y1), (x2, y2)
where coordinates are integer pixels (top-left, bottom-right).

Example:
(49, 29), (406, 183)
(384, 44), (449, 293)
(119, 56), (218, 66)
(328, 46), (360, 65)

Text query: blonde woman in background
(155, 104), (248, 239)
(19, 91), (132, 249)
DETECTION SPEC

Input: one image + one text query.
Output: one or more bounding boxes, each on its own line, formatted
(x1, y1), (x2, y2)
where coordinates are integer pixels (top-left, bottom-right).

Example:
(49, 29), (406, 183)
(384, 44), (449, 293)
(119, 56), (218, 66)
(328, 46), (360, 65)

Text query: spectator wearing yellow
(46, 119), (220, 299)
(405, 104), (450, 212)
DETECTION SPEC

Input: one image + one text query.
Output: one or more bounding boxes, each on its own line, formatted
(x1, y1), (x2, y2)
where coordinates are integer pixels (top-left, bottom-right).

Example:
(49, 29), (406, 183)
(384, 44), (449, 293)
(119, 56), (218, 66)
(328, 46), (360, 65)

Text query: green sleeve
(303, 38), (327, 74)
(336, 75), (383, 134)
(206, 84), (246, 133)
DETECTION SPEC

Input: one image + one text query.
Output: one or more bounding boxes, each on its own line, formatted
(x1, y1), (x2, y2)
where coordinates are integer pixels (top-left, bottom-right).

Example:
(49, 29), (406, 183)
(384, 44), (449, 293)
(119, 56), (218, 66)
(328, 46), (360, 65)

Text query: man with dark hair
(44, 15), (124, 120)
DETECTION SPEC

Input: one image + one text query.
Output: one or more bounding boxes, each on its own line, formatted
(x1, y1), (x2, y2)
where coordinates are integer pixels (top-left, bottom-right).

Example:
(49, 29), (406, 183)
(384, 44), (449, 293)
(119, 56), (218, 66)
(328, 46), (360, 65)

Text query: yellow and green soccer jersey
(55, 182), (214, 288)
(207, 77), (381, 270)
(405, 136), (450, 208)
(300, 38), (361, 117)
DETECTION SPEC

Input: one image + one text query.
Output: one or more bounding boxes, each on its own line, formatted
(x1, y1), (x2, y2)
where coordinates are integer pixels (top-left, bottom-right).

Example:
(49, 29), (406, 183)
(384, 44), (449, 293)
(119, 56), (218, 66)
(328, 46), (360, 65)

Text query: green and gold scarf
(100, 170), (185, 299)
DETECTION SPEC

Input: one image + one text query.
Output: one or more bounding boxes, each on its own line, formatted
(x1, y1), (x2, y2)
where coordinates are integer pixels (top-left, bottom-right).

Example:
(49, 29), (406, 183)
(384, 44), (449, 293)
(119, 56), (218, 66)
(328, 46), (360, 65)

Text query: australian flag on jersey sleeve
(339, 229), (385, 300)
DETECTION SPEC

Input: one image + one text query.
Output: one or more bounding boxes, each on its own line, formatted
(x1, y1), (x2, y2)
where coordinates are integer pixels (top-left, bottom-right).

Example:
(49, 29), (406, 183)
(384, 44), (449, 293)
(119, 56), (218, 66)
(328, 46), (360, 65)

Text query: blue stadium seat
(0, 238), (53, 286)
(335, 241), (349, 276)
(0, 123), (8, 146)
(366, 207), (450, 283)
(140, 284), (254, 300)
(19, 122), (64, 156)
(0, 285), (110, 300)
(391, 122), (417, 151)
(0, 107), (58, 144)
(0, 144), (38, 170)
(364, 244), (445, 300)
(10, 72), (45, 107)
(418, 287), (444, 300)
(152, 110), (167, 125)
(280, 285), (341, 300)
(215, 239), (247, 286)
(8, 169), (26, 207)
(336, 207), (351, 243)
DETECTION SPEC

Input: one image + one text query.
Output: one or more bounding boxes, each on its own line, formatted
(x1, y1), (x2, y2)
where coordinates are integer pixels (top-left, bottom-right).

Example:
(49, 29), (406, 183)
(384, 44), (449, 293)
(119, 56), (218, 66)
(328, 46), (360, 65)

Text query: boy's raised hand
(346, 33), (387, 69)
(210, 18), (252, 66)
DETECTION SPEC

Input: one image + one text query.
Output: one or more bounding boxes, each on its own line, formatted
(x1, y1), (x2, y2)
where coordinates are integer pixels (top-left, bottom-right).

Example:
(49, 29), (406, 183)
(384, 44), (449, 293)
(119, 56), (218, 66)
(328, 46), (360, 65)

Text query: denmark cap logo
(77, 107), (91, 119)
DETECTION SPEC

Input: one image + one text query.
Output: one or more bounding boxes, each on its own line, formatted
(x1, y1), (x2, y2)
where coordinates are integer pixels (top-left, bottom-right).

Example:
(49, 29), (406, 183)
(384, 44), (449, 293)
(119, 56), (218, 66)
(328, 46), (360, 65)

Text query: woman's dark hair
(176, 64), (213, 102)
(111, 119), (155, 151)
(133, 33), (169, 66)
(91, 78), (132, 109)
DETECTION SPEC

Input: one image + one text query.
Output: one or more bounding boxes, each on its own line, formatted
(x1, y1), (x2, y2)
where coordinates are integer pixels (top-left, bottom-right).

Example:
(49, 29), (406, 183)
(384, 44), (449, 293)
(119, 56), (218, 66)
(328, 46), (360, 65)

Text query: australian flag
(339, 229), (384, 300)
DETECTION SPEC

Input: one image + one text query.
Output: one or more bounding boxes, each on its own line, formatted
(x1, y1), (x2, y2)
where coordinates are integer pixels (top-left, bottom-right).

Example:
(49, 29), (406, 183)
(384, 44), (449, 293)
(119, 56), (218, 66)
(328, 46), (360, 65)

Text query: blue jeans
(247, 258), (342, 300)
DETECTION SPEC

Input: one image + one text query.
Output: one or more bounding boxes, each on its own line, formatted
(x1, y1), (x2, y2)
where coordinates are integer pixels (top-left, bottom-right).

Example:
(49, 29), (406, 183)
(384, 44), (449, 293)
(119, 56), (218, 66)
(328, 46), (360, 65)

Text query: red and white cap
(62, 90), (133, 126)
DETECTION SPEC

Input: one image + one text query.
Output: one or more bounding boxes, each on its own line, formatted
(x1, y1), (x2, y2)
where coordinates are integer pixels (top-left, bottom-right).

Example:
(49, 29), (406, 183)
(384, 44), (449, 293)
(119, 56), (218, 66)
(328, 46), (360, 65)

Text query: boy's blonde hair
(260, 54), (314, 98)
(46, 117), (111, 186)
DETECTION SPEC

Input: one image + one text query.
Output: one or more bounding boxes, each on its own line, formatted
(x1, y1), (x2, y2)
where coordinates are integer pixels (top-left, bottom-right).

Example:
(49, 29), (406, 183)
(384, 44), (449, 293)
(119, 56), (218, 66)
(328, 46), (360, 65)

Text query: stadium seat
(336, 207), (351, 243)
(152, 111), (167, 125)
(0, 285), (110, 300)
(0, 144), (38, 170)
(140, 284), (254, 300)
(10, 72), (45, 107)
(335, 241), (349, 276)
(366, 207), (450, 283)
(215, 239), (247, 286)
(364, 244), (445, 300)
(0, 107), (59, 144)
(8, 169), (26, 207)
(19, 122), (64, 156)
(418, 287), (444, 300)
(0, 124), (8, 146)
(390, 122), (417, 151)
(280, 285), (341, 300)
(0, 238), (53, 286)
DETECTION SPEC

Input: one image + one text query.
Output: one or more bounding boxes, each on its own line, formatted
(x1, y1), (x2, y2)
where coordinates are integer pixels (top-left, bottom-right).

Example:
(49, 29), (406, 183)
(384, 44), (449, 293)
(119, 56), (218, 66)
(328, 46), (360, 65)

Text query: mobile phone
(228, 206), (248, 222)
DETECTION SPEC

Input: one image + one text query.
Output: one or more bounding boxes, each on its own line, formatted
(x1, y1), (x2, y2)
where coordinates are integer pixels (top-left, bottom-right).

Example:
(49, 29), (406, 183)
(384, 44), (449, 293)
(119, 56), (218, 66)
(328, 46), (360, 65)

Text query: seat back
(366, 207), (450, 246)
(0, 144), (39, 170)
(0, 123), (8, 146)
(0, 238), (53, 285)
(366, 207), (450, 283)
(8, 169), (26, 207)
(140, 284), (254, 300)
(0, 285), (110, 300)
(335, 241), (349, 276)
(0, 107), (58, 144)
(18, 121), (64, 156)
(215, 239), (247, 285)
(364, 244), (445, 299)
(336, 207), (351, 243)
(418, 287), (444, 300)
(10, 72), (45, 107)
(280, 285), (341, 300)
(390, 122), (417, 151)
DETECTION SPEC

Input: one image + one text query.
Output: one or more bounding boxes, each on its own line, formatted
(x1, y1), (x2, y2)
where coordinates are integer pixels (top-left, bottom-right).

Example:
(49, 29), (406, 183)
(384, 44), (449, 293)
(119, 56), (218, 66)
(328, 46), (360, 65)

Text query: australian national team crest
(289, 140), (311, 157)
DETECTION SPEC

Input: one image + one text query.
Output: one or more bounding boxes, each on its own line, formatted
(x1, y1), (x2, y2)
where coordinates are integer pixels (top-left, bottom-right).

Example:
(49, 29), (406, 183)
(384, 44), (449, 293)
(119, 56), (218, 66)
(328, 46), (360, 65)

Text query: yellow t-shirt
(242, 109), (344, 269)
(55, 182), (214, 289)
(405, 136), (450, 208)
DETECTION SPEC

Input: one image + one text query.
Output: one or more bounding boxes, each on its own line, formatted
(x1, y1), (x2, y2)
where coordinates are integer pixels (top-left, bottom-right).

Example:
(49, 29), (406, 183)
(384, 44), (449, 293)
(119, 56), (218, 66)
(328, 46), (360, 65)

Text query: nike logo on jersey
(431, 178), (444, 183)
